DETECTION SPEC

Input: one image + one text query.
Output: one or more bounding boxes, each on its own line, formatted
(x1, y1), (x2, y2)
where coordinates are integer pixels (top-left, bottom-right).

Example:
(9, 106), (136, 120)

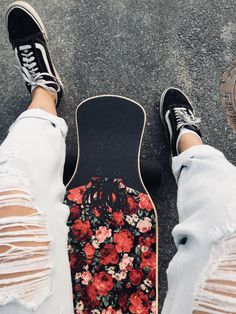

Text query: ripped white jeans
(161, 145), (236, 314)
(0, 109), (73, 314)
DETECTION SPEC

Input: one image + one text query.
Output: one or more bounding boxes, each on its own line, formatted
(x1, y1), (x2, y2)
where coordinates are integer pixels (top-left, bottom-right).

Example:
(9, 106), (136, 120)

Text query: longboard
(64, 95), (157, 314)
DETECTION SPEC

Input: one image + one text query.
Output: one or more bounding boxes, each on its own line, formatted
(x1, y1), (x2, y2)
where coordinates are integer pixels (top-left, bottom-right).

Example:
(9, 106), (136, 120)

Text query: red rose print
(129, 291), (151, 314)
(91, 177), (99, 181)
(139, 235), (156, 247)
(92, 271), (114, 296)
(86, 284), (100, 307)
(69, 253), (77, 269)
(101, 306), (117, 314)
(94, 207), (100, 217)
(107, 206), (112, 213)
(69, 252), (84, 272)
(129, 269), (143, 286)
(117, 179), (126, 188)
(100, 244), (119, 265)
(69, 204), (80, 220)
(84, 242), (95, 259)
(112, 210), (124, 226)
(66, 180), (156, 313)
(74, 284), (82, 293)
(71, 219), (93, 241)
(118, 291), (130, 311)
(114, 229), (134, 253)
(140, 251), (156, 270)
(126, 282), (131, 288)
(148, 268), (156, 286)
(68, 186), (86, 204)
(139, 193), (153, 211)
(111, 193), (117, 202)
(125, 196), (139, 214)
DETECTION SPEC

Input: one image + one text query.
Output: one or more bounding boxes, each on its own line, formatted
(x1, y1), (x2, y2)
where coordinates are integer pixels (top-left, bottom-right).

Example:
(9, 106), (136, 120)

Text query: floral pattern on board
(65, 177), (157, 314)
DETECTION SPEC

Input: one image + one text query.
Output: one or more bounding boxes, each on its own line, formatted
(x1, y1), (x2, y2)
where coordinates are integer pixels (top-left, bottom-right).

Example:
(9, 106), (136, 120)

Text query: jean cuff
(9, 109), (68, 138)
(172, 144), (225, 181)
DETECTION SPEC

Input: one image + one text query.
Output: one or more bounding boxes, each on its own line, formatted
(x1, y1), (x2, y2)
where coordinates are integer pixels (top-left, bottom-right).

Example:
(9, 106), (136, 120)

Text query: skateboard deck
(64, 95), (157, 314)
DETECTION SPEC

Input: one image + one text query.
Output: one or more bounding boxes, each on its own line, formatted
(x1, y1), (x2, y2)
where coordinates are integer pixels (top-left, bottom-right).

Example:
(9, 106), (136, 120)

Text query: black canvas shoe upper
(160, 88), (202, 157)
(6, 2), (63, 107)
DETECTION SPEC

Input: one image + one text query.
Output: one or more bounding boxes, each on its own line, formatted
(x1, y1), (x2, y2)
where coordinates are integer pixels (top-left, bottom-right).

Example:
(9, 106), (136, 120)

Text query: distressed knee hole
(0, 190), (28, 196)
(0, 205), (37, 218)
(0, 190), (34, 208)
(193, 233), (236, 314)
(0, 190), (53, 310)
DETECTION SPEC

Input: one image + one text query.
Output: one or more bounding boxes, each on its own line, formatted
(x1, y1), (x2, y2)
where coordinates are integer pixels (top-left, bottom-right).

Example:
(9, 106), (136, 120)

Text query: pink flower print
(96, 226), (112, 243)
(119, 253), (134, 271)
(81, 271), (92, 285)
(137, 217), (152, 233)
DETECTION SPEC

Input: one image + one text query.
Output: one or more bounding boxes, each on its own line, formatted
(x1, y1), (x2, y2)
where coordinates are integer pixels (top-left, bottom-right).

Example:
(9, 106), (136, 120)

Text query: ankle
(178, 133), (203, 154)
(28, 87), (57, 116)
(32, 86), (57, 103)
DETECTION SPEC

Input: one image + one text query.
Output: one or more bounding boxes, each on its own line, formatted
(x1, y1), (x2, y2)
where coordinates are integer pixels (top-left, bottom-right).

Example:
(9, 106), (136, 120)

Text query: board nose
(67, 95), (147, 191)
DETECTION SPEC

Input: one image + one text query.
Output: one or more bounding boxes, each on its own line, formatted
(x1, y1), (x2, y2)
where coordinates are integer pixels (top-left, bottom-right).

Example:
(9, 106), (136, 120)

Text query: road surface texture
(0, 0), (236, 312)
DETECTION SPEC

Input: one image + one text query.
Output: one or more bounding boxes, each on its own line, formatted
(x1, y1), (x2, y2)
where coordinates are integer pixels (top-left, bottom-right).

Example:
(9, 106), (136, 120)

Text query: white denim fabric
(161, 145), (236, 314)
(0, 109), (73, 314)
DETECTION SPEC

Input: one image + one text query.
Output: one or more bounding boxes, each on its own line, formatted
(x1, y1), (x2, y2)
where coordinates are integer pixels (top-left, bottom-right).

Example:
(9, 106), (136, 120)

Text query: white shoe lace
(16, 44), (60, 93)
(174, 107), (201, 130)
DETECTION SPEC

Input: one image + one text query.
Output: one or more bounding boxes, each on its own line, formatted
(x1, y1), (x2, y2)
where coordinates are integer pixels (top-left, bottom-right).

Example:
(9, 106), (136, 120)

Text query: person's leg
(160, 88), (236, 314)
(28, 87), (57, 115)
(0, 96), (73, 314)
(178, 132), (203, 153)
(0, 2), (73, 313)
(178, 135), (236, 314)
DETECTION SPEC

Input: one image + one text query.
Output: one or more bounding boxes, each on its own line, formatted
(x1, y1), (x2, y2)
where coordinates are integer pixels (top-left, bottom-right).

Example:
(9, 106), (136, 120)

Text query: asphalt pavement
(0, 0), (236, 312)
